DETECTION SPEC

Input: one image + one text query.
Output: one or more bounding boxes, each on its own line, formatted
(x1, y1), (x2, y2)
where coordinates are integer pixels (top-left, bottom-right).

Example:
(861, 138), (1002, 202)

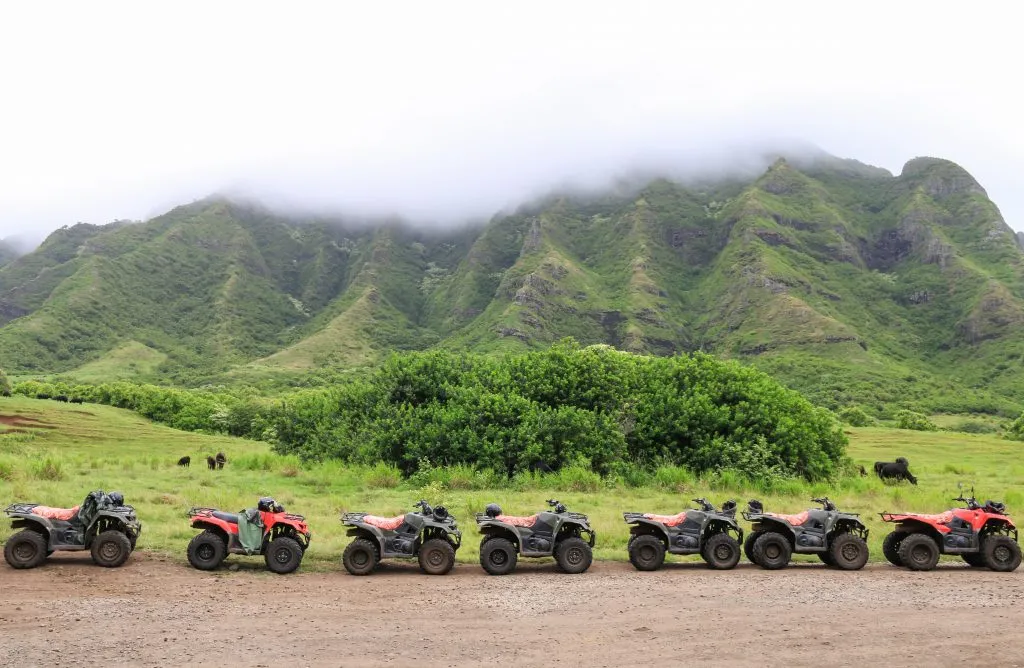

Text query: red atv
(880, 486), (1020, 572)
(186, 497), (311, 574)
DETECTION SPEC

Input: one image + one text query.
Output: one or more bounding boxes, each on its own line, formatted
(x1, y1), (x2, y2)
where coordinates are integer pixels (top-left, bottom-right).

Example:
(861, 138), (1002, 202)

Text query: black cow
(206, 455), (217, 470)
(37, 393), (51, 400)
(54, 395), (69, 402)
(177, 456), (190, 468)
(70, 397), (84, 404)
(215, 452), (226, 470)
(874, 457), (917, 485)
(529, 459), (554, 474)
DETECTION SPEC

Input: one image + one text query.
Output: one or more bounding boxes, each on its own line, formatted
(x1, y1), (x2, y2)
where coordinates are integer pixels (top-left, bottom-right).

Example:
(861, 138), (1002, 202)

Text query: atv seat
(495, 514), (538, 528)
(643, 512), (688, 527)
(212, 511), (239, 524)
(362, 515), (406, 530)
(32, 505), (80, 521)
(765, 511), (809, 526)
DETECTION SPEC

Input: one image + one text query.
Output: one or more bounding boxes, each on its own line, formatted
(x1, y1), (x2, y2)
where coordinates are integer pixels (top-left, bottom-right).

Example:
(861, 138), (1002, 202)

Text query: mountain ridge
(2, 152), (1023, 415)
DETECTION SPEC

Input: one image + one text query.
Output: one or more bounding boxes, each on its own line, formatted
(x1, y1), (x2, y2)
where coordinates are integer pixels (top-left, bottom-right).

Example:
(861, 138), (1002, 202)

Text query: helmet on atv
(721, 499), (737, 514)
(107, 491), (124, 507)
(985, 500), (1007, 514)
(485, 503), (502, 518)
(747, 499), (764, 513)
(258, 497), (283, 513)
(433, 506), (449, 521)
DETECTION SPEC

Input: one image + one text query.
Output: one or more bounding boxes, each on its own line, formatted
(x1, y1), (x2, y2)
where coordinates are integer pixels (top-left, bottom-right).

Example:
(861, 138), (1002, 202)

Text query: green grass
(2, 395), (1022, 571)
(69, 340), (169, 382)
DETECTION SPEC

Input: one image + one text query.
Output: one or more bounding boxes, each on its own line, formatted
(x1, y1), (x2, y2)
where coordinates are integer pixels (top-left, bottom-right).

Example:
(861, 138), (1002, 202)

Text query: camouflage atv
(742, 497), (869, 570)
(623, 498), (743, 570)
(341, 499), (462, 575)
(475, 499), (596, 575)
(4, 490), (142, 569)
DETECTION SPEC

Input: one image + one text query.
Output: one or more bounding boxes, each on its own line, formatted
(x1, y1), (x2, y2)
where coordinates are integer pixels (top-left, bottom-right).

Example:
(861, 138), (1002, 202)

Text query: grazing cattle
(207, 455), (217, 470)
(858, 465), (868, 477)
(70, 397), (84, 404)
(54, 395), (69, 402)
(37, 393), (51, 400)
(215, 452), (226, 470)
(874, 457), (917, 485)
(177, 456), (190, 468)
(1, 390), (10, 397)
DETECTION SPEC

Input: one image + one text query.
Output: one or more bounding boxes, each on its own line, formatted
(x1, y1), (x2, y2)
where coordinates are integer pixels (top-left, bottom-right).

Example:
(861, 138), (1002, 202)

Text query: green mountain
(2, 153), (1023, 414)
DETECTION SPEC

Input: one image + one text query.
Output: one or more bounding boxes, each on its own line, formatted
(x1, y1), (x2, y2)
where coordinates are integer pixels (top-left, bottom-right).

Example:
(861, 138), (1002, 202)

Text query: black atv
(741, 497), (869, 570)
(623, 498), (743, 570)
(4, 490), (142, 569)
(341, 499), (462, 575)
(475, 499), (596, 575)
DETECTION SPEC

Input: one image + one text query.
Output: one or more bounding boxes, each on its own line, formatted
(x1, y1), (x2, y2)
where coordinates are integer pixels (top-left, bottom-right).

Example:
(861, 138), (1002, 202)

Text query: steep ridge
(2, 154), (1023, 413)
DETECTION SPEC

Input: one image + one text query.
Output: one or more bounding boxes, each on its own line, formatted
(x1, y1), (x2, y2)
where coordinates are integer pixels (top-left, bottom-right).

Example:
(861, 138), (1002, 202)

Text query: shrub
(894, 410), (938, 432)
(949, 420), (997, 434)
(838, 406), (873, 427)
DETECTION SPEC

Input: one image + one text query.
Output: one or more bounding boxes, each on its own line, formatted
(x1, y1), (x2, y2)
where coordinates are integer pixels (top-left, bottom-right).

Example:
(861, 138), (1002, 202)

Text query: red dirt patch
(0, 414), (57, 429)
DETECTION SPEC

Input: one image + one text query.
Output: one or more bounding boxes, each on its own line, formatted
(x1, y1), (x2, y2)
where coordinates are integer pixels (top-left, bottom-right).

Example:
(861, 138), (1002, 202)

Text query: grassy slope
(3, 396), (1021, 570)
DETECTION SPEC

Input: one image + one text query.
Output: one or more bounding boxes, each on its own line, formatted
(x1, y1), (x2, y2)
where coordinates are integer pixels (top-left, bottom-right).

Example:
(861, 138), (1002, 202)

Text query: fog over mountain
(1, 1), (1021, 241)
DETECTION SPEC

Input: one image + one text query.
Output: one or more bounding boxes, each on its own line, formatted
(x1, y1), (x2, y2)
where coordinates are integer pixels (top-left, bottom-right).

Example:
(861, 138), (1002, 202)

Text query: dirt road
(1, 554), (1023, 667)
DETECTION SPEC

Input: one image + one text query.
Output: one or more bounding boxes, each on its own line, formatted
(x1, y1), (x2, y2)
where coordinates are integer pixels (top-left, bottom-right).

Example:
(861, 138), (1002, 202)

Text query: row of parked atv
(4, 488), (1021, 575)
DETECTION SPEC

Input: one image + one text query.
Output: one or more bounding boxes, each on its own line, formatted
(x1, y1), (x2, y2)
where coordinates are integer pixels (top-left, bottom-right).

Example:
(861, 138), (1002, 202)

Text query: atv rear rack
(5, 503), (41, 515)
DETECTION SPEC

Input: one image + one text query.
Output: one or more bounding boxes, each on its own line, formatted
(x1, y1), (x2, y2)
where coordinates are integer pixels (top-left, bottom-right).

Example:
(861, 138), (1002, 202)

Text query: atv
(341, 499), (461, 575)
(623, 497), (743, 570)
(741, 497), (869, 570)
(475, 499), (596, 575)
(4, 490), (141, 569)
(186, 496), (311, 574)
(880, 485), (1021, 572)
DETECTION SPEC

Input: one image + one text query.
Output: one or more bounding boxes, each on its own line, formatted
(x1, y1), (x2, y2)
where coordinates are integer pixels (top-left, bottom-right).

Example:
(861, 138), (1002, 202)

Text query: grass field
(2, 395), (1021, 571)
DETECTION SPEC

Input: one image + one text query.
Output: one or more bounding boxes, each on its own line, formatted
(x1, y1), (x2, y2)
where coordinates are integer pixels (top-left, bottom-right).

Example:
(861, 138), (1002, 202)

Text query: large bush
(273, 342), (847, 480)
(0, 367), (10, 395)
(838, 406), (873, 427)
(894, 409), (938, 432)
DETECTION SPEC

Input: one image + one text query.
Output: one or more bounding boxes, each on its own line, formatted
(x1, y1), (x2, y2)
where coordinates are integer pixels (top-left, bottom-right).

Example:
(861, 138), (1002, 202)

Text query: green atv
(4, 490), (142, 569)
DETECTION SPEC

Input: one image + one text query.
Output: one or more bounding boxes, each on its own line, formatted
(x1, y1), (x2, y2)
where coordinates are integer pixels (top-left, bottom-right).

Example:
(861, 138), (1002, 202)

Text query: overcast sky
(1, 1), (1021, 243)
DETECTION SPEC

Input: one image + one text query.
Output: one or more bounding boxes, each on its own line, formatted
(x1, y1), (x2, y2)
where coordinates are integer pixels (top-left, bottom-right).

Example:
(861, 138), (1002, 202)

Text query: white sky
(1, 1), (1022, 242)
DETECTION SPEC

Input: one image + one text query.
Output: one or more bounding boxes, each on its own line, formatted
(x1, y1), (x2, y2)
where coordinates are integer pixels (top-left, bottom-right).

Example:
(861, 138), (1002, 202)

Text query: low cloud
(0, 2), (1020, 239)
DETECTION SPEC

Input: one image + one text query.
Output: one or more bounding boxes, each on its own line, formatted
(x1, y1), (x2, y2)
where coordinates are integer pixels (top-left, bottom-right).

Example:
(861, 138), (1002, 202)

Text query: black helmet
(747, 499), (764, 513)
(257, 497), (277, 512)
(108, 492), (124, 506)
(433, 506), (449, 521)
(485, 503), (502, 518)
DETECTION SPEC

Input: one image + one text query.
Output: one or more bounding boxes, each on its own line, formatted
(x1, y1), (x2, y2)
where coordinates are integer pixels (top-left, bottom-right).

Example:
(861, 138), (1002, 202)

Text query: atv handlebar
(414, 499), (434, 514)
(546, 499), (568, 513)
(811, 497), (837, 511)
(952, 495), (981, 510)
(691, 498), (714, 512)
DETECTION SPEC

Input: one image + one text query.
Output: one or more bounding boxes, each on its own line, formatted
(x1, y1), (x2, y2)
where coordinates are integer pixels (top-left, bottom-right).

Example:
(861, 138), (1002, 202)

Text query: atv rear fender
(830, 517), (868, 540)
(704, 518), (743, 542)
(558, 519), (596, 547)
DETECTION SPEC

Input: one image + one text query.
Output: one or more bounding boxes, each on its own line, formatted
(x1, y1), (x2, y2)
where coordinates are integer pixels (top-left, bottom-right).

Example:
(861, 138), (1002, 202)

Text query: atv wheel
(4, 530), (48, 569)
(897, 533), (939, 571)
(187, 531), (227, 571)
(829, 533), (869, 571)
(91, 531), (132, 568)
(818, 551), (835, 567)
(982, 535), (1022, 572)
(480, 537), (518, 576)
(555, 537), (593, 574)
(418, 538), (456, 576)
(343, 538), (379, 575)
(743, 530), (763, 564)
(702, 533), (740, 570)
(265, 536), (303, 574)
(882, 531), (907, 566)
(751, 532), (791, 569)
(961, 552), (986, 567)
(628, 535), (665, 571)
